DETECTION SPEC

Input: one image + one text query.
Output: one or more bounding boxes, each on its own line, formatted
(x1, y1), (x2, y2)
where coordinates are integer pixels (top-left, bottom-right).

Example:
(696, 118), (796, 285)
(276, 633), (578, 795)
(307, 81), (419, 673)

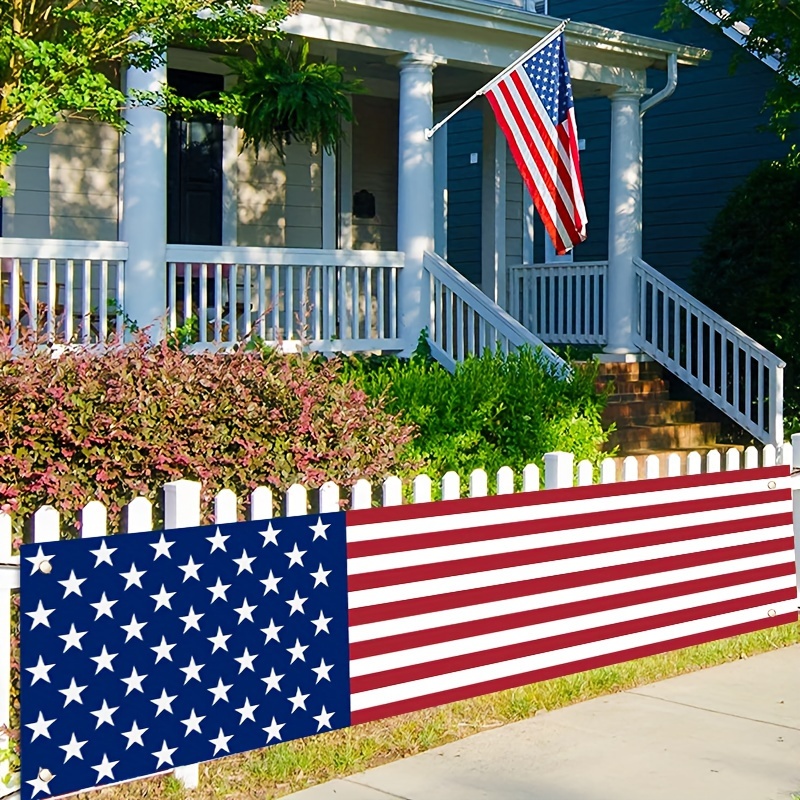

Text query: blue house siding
(446, 108), (484, 285)
(550, 0), (797, 287)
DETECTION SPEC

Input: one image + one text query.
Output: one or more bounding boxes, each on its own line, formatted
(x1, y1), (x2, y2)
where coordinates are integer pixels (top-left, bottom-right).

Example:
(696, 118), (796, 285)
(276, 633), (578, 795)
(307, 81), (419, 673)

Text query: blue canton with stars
(522, 36), (575, 127)
(19, 513), (350, 800)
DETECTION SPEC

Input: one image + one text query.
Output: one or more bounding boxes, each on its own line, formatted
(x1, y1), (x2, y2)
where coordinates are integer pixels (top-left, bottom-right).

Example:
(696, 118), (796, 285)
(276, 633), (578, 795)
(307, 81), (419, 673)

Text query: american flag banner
(483, 33), (588, 255)
(20, 466), (798, 799)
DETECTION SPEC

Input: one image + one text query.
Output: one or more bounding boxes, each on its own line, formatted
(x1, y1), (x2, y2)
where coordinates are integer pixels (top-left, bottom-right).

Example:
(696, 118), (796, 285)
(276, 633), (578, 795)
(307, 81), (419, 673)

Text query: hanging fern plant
(220, 38), (363, 158)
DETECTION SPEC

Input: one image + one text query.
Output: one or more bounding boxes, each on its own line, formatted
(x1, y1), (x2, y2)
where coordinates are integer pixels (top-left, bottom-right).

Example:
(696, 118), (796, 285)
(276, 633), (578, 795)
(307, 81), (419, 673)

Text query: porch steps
(598, 361), (729, 460)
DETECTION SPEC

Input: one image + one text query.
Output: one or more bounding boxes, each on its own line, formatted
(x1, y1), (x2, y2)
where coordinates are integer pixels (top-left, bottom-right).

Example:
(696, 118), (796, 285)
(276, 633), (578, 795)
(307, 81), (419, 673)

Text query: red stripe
(349, 561), (796, 660)
(485, 89), (563, 250)
(347, 512), (792, 592)
(350, 612), (798, 724)
(347, 537), (794, 626)
(489, 85), (570, 253)
(346, 466), (789, 527)
(347, 489), (785, 559)
(500, 73), (575, 237)
(350, 587), (795, 694)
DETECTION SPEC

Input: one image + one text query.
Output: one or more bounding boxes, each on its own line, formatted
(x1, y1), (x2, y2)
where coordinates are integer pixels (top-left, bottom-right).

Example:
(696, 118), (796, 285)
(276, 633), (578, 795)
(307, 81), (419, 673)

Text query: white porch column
(604, 88), (645, 357)
(397, 54), (439, 351)
(120, 60), (168, 338)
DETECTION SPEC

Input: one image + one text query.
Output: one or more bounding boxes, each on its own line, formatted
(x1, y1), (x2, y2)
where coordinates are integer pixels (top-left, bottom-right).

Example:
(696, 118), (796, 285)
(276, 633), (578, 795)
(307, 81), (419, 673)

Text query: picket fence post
(319, 482), (340, 514)
(544, 452), (573, 490)
(496, 467), (514, 495)
(163, 480), (202, 791)
(413, 475), (432, 504)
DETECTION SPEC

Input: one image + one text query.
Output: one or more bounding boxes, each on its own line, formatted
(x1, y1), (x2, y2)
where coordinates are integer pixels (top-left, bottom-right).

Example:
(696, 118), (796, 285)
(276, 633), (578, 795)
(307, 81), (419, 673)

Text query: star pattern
(20, 513), (349, 800)
(521, 37), (574, 128)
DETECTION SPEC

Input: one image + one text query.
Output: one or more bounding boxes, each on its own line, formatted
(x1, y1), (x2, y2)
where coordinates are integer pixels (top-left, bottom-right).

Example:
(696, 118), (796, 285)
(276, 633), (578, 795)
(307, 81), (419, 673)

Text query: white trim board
(684, 1), (799, 86)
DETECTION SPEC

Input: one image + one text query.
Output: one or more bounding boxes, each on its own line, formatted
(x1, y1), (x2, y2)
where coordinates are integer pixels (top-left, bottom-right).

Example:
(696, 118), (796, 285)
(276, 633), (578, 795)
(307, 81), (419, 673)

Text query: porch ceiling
(284, 0), (710, 97)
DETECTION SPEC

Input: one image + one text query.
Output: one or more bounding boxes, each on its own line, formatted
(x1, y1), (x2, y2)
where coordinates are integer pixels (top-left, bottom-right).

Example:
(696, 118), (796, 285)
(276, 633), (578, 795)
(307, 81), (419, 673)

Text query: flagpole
(424, 18), (570, 140)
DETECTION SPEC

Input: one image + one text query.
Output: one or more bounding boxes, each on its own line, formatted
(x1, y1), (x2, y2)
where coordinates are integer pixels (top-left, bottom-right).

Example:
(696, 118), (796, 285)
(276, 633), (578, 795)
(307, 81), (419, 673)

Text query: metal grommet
(39, 561), (52, 575)
(768, 609), (777, 618)
(39, 768), (53, 781)
(767, 480), (777, 490)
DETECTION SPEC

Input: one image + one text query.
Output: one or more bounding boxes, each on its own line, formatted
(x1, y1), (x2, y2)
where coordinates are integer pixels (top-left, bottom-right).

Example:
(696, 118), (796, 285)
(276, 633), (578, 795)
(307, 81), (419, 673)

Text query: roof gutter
(640, 53), (678, 116)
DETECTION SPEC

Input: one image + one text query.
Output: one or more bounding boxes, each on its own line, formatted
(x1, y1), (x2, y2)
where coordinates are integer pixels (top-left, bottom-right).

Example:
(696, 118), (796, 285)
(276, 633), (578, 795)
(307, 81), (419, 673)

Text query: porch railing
(0, 238), (128, 346)
(423, 251), (565, 371)
(165, 245), (404, 352)
(634, 257), (784, 446)
(506, 261), (608, 346)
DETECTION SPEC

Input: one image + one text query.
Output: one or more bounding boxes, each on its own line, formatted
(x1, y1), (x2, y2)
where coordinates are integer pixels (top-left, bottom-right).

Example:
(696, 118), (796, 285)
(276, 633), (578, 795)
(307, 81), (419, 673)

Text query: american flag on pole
(483, 33), (588, 255)
(21, 467), (797, 799)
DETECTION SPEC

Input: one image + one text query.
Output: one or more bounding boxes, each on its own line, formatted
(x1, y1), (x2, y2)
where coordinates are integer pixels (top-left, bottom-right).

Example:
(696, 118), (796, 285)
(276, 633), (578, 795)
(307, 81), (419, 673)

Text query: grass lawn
(77, 622), (800, 800)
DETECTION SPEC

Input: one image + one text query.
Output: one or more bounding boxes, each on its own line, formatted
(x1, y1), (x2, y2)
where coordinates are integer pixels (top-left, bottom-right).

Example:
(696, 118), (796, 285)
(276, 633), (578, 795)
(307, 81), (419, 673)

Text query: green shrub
(344, 345), (610, 487)
(0, 334), (417, 540)
(690, 149), (800, 431)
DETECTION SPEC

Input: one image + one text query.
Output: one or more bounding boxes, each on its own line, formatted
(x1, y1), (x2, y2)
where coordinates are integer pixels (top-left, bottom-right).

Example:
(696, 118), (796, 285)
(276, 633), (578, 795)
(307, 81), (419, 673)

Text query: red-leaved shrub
(0, 334), (417, 539)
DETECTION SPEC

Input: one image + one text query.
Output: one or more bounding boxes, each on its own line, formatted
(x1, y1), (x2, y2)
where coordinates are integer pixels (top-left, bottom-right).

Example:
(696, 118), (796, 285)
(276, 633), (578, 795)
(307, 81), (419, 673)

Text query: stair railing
(634, 257), (784, 445)
(422, 251), (566, 372)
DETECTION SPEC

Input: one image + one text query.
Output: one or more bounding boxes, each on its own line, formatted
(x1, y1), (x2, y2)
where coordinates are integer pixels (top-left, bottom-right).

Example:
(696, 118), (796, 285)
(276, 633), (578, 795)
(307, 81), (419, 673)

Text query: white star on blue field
(20, 513), (350, 800)
(523, 37), (575, 127)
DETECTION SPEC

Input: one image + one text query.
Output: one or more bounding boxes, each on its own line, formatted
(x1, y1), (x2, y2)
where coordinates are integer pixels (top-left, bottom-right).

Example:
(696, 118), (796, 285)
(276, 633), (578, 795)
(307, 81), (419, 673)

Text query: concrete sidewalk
(287, 644), (800, 800)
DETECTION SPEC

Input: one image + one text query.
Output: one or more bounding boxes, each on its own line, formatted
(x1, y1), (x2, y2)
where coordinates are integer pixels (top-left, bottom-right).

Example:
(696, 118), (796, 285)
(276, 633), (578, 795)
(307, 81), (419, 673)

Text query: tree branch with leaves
(0, 0), (360, 196)
(660, 0), (800, 137)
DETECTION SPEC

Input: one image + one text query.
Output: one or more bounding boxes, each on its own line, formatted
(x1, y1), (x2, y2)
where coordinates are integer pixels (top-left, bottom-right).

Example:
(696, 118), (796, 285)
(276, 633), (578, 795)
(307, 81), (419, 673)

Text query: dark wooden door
(167, 69), (224, 245)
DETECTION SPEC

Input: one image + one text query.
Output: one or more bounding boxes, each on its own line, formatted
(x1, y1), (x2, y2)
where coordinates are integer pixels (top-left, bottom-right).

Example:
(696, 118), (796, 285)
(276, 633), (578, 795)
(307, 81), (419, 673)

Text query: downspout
(632, 53), (678, 262)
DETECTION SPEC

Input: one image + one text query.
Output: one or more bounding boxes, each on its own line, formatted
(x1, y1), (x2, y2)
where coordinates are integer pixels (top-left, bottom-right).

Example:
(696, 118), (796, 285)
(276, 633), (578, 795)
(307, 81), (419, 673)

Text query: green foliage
(659, 0), (800, 136)
(344, 347), (610, 487)
(220, 39), (363, 158)
(0, 334), (417, 540)
(689, 149), (800, 430)
(0, 0), (359, 196)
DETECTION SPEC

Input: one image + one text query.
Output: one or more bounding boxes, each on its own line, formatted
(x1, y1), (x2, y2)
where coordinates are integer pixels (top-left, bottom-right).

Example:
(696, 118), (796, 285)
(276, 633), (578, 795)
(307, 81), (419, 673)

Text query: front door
(167, 69), (224, 245)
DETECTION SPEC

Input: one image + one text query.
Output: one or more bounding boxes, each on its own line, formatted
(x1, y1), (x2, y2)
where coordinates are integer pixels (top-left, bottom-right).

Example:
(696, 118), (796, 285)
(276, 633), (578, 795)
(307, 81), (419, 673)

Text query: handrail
(165, 244), (404, 269)
(423, 251), (566, 370)
(633, 257), (784, 445)
(0, 238), (129, 261)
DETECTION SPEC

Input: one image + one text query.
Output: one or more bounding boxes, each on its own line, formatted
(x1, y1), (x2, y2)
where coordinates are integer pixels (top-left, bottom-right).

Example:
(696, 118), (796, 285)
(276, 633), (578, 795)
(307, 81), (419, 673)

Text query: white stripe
(486, 84), (571, 246)
(566, 108), (587, 226)
(349, 575), (795, 677)
(347, 524), (792, 608)
(514, 69), (580, 223)
(348, 503), (777, 576)
(350, 600), (797, 711)
(347, 475), (791, 542)
(348, 549), (794, 642)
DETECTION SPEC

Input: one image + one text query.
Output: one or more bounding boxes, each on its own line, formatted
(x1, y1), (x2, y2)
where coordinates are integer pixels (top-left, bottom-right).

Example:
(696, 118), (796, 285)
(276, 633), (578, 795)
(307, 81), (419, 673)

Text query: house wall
(548, 0), (798, 287)
(3, 119), (120, 240)
(505, 146), (524, 270)
(350, 95), (399, 251)
(236, 139), (323, 248)
(446, 108), (483, 285)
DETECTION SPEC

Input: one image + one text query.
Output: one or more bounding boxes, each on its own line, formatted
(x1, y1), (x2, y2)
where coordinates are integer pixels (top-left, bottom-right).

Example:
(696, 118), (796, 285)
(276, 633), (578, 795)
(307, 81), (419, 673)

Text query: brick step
(602, 400), (696, 427)
(604, 422), (721, 452)
(595, 361), (664, 381)
(599, 379), (671, 399)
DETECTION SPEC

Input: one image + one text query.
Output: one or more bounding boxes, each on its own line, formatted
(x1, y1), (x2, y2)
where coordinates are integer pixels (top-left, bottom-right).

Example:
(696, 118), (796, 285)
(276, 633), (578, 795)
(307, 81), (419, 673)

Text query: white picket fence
(2, 438), (800, 796)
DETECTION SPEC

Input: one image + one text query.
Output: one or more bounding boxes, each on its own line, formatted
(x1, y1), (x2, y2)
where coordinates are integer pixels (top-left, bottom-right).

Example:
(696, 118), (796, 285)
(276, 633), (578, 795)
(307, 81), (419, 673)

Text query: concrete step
(604, 422), (721, 452)
(602, 400), (696, 427)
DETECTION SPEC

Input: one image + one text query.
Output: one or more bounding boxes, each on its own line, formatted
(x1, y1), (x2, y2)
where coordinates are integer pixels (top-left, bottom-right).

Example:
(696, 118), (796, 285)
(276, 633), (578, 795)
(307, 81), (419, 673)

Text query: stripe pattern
(346, 467), (797, 724)
(484, 33), (587, 255)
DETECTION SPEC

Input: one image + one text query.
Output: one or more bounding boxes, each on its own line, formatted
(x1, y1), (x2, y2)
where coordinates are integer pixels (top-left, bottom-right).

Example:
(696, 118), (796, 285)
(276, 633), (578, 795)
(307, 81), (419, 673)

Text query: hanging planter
(220, 38), (363, 158)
